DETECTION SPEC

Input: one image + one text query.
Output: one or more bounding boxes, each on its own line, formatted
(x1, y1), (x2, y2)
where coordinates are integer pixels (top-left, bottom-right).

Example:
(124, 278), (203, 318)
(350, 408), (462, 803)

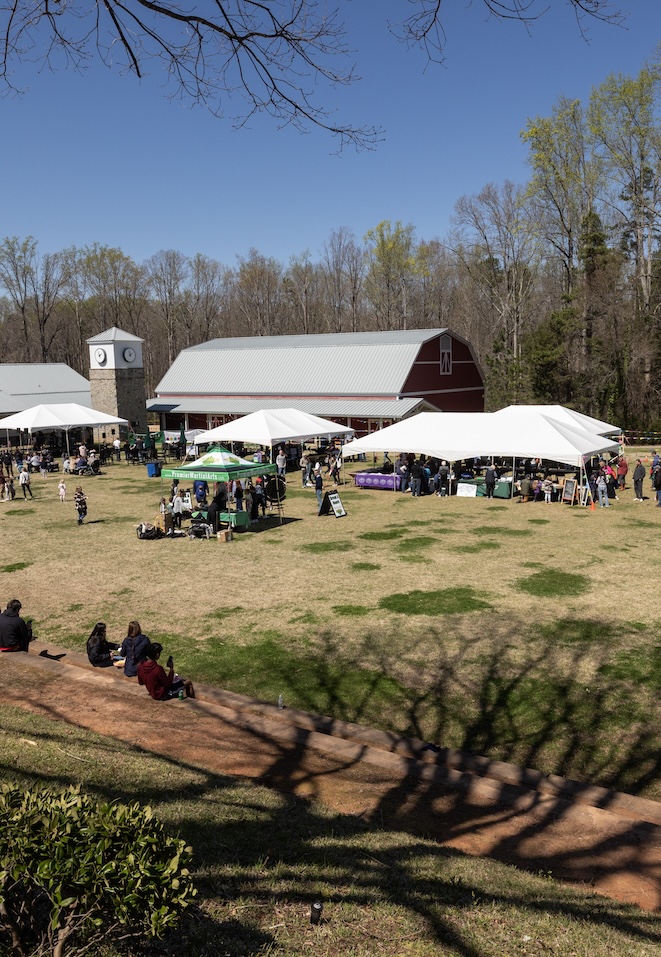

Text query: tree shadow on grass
(1, 699), (659, 957)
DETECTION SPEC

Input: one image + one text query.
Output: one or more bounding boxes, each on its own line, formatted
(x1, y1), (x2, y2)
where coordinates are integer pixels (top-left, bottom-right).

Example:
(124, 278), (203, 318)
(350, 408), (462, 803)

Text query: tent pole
(512, 456), (515, 498)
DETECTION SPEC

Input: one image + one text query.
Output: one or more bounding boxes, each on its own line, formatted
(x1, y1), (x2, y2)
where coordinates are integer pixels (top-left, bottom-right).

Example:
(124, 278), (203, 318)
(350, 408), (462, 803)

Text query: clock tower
(87, 327), (147, 434)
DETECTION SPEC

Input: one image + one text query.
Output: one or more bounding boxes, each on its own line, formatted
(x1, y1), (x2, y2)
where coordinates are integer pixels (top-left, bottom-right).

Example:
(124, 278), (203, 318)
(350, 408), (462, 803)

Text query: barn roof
(0, 363), (92, 412)
(154, 329), (451, 398)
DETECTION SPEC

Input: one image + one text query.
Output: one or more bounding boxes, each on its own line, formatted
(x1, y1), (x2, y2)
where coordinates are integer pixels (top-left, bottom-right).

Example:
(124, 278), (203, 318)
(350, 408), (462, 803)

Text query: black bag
(137, 522), (162, 540)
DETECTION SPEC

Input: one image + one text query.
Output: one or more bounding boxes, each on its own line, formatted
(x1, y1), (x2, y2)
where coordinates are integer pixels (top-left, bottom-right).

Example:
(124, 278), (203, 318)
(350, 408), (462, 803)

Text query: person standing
(314, 463), (324, 512)
(616, 457), (628, 490)
(276, 447), (287, 479)
(410, 458), (423, 497)
(596, 470), (610, 507)
(74, 485), (88, 525)
(484, 463), (498, 499)
(19, 467), (33, 499)
(58, 478), (67, 502)
(1, 450), (13, 477)
(653, 464), (661, 507)
(633, 458), (646, 501)
(0, 599), (32, 652)
(172, 488), (183, 529)
(300, 452), (310, 488)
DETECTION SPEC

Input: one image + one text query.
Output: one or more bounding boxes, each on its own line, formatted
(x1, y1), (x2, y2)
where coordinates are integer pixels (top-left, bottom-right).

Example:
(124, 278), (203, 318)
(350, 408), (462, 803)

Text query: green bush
(0, 783), (196, 957)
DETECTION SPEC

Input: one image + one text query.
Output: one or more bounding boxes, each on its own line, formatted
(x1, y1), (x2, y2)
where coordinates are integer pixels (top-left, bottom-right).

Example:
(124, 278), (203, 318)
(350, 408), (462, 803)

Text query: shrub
(0, 783), (196, 957)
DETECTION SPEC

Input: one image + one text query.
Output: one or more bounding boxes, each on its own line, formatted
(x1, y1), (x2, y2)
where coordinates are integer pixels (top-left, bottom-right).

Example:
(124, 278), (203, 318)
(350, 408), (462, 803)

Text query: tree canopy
(0, 0), (626, 148)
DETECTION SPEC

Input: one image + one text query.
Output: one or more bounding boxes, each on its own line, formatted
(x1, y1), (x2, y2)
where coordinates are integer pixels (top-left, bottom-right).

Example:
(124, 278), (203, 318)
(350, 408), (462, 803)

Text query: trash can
(146, 462), (162, 478)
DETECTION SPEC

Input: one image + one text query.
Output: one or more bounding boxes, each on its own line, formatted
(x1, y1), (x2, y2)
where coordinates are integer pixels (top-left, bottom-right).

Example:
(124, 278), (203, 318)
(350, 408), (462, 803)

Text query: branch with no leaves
(0, 0), (382, 149)
(392, 0), (626, 64)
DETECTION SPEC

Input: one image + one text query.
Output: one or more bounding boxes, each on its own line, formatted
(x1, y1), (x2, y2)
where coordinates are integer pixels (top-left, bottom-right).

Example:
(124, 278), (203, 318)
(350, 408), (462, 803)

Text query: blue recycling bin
(146, 462), (162, 478)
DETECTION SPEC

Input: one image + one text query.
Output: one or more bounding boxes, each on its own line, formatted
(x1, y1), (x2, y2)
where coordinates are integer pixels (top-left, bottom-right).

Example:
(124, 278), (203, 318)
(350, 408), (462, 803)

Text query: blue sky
(0, 1), (658, 268)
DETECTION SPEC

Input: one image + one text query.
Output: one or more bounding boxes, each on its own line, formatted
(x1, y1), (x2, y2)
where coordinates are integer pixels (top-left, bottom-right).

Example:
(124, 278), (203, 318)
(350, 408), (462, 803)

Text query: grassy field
(3, 452), (661, 799)
(2, 706), (660, 957)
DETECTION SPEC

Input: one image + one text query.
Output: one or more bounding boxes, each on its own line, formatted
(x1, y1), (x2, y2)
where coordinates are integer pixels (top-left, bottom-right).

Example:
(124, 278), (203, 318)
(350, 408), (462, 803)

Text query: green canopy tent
(161, 447), (281, 526)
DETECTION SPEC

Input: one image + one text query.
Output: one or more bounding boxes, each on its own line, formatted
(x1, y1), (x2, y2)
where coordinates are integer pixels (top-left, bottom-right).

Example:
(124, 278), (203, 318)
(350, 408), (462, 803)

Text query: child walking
(74, 485), (87, 525)
(58, 478), (67, 502)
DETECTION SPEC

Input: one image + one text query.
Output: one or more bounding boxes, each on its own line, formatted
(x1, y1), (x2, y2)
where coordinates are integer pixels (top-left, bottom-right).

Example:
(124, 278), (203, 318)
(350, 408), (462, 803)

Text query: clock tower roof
(86, 326), (144, 345)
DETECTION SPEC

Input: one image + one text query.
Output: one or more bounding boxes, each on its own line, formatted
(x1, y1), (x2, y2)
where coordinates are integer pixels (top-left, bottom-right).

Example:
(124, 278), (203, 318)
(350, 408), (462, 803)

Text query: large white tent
(0, 403), (128, 453)
(341, 410), (619, 469)
(341, 413), (498, 463)
(194, 408), (354, 448)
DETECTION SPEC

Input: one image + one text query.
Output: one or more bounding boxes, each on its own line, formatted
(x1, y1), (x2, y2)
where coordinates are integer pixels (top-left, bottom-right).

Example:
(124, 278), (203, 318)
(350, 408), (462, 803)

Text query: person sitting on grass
(115, 620), (150, 677)
(0, 599), (32, 652)
(137, 642), (195, 700)
(86, 621), (120, 668)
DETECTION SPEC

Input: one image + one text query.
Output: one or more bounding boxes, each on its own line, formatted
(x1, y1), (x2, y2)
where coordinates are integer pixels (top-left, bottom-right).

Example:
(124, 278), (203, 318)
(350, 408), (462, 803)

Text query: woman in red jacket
(137, 642), (195, 700)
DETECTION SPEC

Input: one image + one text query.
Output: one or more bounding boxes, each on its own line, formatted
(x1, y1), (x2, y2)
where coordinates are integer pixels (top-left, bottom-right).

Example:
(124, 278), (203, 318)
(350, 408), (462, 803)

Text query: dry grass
(4, 450), (661, 796)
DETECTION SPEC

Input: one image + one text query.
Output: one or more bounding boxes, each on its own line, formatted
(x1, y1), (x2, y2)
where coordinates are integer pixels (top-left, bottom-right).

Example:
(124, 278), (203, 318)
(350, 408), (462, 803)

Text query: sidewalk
(2, 640), (661, 912)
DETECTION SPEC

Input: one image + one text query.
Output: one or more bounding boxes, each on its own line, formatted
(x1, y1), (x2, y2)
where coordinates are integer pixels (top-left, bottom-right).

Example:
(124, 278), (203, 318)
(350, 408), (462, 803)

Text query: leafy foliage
(0, 784), (196, 957)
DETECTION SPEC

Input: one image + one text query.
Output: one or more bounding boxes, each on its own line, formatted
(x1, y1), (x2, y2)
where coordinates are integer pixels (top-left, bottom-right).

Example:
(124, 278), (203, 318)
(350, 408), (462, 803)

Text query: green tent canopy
(161, 446), (276, 483)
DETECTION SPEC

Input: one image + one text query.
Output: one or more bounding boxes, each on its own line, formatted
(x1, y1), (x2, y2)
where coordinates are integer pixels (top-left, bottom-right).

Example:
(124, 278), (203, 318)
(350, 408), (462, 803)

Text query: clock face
(94, 348), (107, 364)
(123, 347), (136, 363)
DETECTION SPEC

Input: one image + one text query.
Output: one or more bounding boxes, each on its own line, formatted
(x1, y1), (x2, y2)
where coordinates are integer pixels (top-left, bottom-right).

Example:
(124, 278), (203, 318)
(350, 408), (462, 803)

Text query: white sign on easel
(456, 482), (478, 497)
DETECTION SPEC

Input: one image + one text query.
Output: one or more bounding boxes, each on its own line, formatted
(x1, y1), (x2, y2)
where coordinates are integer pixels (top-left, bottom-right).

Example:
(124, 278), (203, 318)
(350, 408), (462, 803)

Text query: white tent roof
(0, 403), (128, 432)
(194, 408), (354, 447)
(496, 404), (620, 437)
(341, 413), (498, 462)
(341, 410), (619, 468)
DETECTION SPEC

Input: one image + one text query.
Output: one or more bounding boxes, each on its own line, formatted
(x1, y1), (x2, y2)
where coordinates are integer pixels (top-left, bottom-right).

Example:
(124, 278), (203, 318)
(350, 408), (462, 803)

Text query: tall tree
(147, 249), (189, 367)
(451, 182), (540, 403)
(522, 96), (600, 297)
(233, 249), (285, 337)
(588, 65), (661, 319)
(320, 227), (365, 333)
(363, 221), (417, 330)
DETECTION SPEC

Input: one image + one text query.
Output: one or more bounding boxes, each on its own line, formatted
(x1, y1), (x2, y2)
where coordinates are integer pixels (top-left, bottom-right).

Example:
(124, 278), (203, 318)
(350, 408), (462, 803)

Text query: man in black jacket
(633, 459), (646, 502)
(0, 599), (31, 652)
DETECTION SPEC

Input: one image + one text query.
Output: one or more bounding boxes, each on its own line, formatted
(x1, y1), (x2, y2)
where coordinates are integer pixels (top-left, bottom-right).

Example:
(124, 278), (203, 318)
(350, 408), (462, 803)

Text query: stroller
(187, 508), (214, 539)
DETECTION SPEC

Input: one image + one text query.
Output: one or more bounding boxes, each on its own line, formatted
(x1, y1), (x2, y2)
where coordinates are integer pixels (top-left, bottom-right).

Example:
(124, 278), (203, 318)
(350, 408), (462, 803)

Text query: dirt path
(3, 644), (661, 913)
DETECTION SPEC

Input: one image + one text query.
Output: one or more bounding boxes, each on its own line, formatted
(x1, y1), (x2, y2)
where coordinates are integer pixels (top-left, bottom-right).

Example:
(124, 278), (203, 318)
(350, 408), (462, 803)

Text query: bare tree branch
(392, 0), (626, 64)
(0, 1), (627, 148)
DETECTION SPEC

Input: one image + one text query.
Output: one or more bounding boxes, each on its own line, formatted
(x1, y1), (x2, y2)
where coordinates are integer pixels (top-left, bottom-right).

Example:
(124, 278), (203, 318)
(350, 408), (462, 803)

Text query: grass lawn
(3, 452), (661, 799)
(1, 706), (660, 957)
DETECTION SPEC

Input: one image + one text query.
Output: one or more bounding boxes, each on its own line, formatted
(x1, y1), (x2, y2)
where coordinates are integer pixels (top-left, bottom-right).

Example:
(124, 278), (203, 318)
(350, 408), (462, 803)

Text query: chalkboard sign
(562, 478), (577, 504)
(318, 490), (347, 517)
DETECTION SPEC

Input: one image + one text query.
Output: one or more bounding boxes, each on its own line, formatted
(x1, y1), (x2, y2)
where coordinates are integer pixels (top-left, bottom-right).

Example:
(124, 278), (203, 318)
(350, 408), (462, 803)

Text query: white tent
(194, 408), (354, 448)
(341, 410), (619, 469)
(341, 413), (498, 462)
(0, 403), (129, 453)
(496, 404), (620, 437)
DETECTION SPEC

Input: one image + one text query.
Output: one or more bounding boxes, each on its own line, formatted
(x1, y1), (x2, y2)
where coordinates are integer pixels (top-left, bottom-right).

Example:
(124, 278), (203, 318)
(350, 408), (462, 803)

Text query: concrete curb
(24, 640), (661, 827)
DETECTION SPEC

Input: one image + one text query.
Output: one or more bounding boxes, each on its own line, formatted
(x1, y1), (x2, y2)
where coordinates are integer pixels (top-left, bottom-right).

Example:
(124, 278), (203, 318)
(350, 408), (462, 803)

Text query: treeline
(1, 62), (661, 427)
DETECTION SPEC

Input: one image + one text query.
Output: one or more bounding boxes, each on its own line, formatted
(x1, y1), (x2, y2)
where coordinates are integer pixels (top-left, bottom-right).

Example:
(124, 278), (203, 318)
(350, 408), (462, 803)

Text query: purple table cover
(352, 471), (401, 491)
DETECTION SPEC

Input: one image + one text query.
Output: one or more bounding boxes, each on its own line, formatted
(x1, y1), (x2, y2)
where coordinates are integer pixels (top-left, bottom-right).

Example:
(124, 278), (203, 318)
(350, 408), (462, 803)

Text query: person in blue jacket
(116, 620), (150, 677)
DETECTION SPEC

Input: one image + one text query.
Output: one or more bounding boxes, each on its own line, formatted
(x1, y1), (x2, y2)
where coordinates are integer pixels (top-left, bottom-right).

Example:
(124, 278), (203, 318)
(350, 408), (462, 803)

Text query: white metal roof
(155, 329), (450, 398)
(147, 396), (429, 419)
(0, 364), (92, 412)
(86, 327), (144, 344)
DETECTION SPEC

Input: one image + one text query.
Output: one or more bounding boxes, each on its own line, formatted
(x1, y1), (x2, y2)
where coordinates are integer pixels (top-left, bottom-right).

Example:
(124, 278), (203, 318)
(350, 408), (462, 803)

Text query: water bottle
(277, 694), (284, 710)
(178, 689), (185, 701)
